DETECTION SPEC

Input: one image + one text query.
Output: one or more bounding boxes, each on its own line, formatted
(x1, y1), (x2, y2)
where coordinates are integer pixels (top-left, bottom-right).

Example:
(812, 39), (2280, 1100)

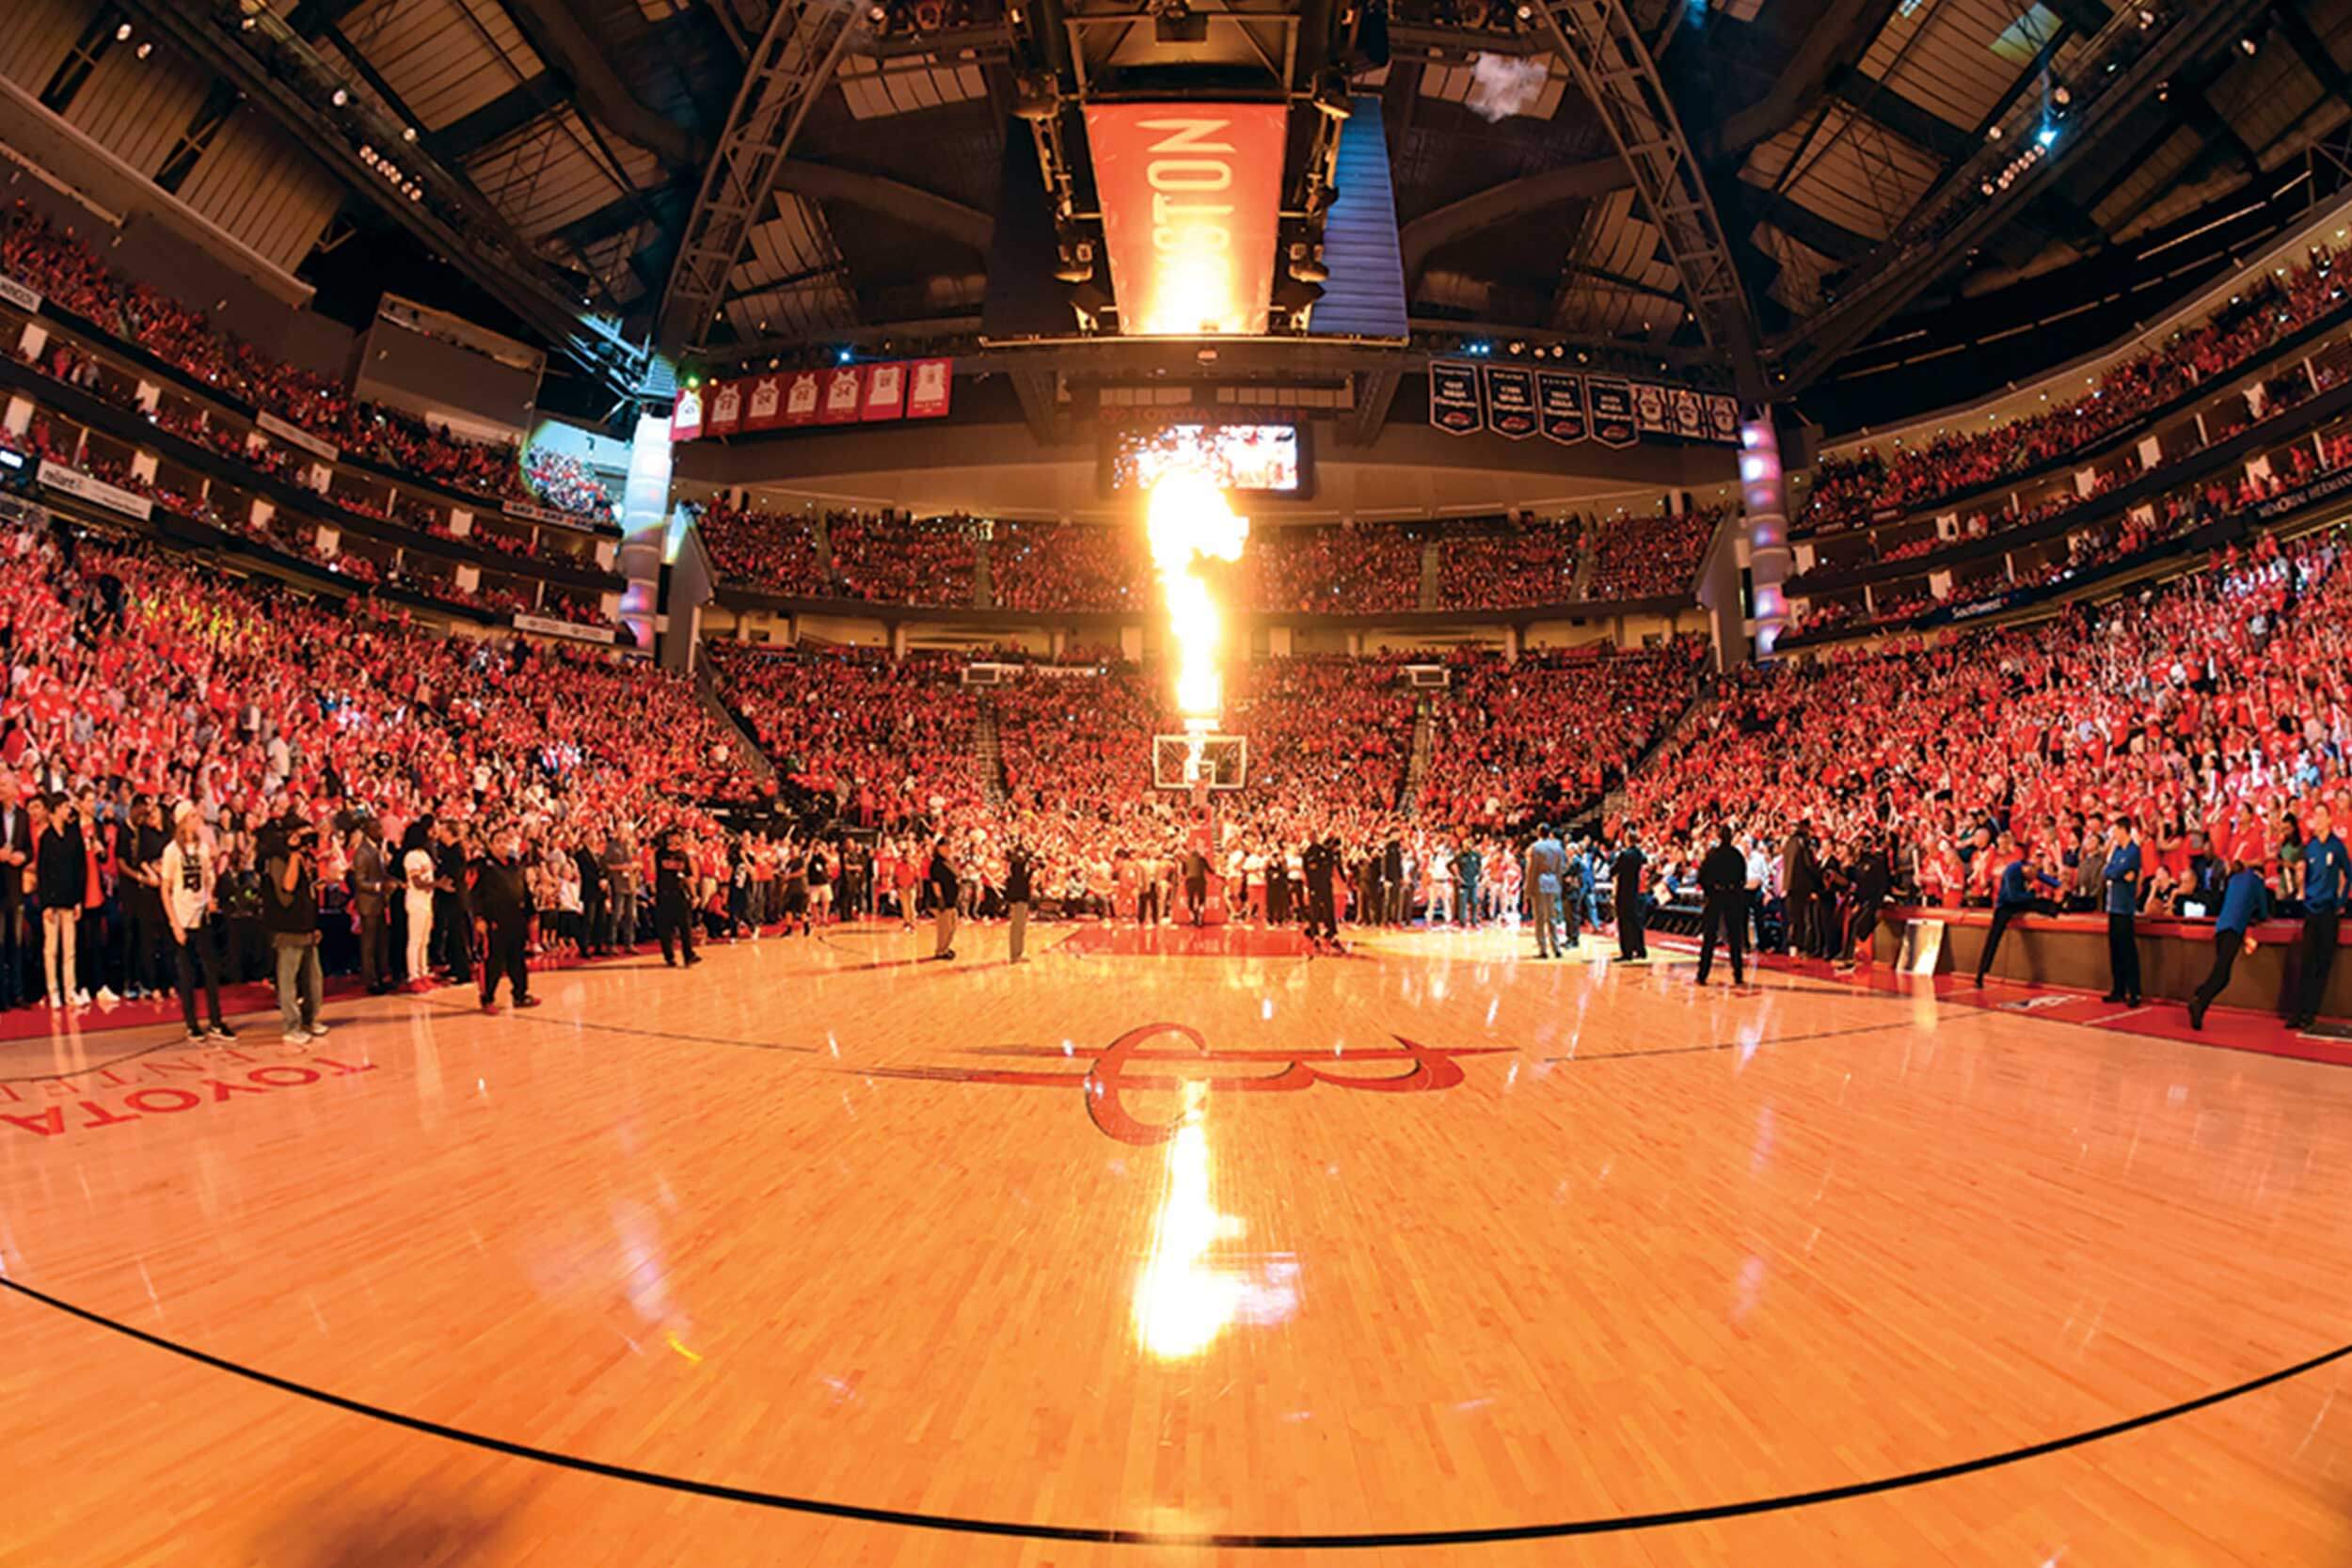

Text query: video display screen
(1103, 422), (1307, 497)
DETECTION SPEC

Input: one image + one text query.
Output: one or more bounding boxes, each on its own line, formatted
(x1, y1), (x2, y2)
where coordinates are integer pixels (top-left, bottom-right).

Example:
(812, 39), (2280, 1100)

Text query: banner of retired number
(672, 357), (952, 442)
(1429, 361), (1740, 448)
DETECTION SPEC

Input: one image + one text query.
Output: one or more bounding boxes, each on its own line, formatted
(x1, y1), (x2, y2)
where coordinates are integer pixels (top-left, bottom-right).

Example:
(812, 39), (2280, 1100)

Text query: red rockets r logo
(850, 1022), (1509, 1145)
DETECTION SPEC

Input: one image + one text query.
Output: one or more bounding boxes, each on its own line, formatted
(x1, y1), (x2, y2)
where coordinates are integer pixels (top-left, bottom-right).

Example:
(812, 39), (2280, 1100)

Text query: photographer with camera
(261, 795), (328, 1043)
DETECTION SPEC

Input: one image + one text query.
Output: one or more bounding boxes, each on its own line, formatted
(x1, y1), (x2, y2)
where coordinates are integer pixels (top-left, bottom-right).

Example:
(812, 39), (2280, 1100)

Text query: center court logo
(850, 1022), (1509, 1145)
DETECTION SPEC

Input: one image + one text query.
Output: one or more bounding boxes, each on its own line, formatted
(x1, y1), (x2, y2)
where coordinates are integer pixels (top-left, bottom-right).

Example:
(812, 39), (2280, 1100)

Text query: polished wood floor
(6, 920), (2352, 1566)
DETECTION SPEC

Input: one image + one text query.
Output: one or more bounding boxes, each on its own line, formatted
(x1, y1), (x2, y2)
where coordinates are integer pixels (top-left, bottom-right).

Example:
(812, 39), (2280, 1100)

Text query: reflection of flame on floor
(1132, 1081), (1298, 1361)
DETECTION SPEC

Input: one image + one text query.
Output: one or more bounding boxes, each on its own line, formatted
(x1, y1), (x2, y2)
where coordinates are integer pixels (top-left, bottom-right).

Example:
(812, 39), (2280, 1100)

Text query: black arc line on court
(4, 1271), (2346, 1549)
(1543, 1021), (1899, 1064)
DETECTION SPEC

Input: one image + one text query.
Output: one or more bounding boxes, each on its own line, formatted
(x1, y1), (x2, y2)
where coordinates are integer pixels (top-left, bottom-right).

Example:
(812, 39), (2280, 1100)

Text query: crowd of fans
(706, 642), (983, 829)
(1786, 421), (2352, 641)
(1618, 527), (2352, 931)
(990, 520), (1152, 612)
(1801, 240), (2352, 535)
(0, 514), (756, 1015)
(1420, 641), (1705, 835)
(691, 505), (828, 595)
(1583, 506), (1722, 601)
(1437, 515), (1581, 610)
(1, 202), (611, 520)
(828, 515), (979, 607)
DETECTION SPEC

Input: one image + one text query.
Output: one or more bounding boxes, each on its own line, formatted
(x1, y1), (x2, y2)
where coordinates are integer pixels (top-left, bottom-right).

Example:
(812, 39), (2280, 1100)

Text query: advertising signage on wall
(671, 358), (953, 443)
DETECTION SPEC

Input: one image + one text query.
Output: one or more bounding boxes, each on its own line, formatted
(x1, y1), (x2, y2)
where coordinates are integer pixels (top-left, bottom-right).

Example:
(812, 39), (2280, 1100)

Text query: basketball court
(7, 924), (2351, 1566)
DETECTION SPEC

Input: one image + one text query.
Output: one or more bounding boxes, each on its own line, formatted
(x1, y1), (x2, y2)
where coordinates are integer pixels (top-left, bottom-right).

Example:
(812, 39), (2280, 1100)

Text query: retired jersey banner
(907, 357), (953, 419)
(1536, 371), (1586, 444)
(1482, 365), (1538, 439)
(707, 378), (744, 437)
(861, 361), (907, 421)
(1586, 377), (1636, 449)
(785, 371), (822, 426)
(745, 374), (785, 432)
(1084, 103), (1289, 337)
(1429, 359), (1485, 436)
(1707, 393), (1739, 444)
(1633, 382), (1670, 435)
(1672, 387), (1704, 439)
(820, 366), (864, 423)
(670, 384), (704, 443)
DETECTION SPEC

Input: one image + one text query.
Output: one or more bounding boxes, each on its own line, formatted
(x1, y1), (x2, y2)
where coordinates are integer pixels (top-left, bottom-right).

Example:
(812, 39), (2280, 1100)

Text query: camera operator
(262, 798), (328, 1043)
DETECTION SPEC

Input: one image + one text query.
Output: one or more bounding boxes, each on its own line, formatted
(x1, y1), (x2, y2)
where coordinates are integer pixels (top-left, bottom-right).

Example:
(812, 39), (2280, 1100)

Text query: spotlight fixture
(1311, 66), (1353, 120)
(1054, 233), (1097, 284)
(1013, 72), (1058, 121)
(115, 22), (132, 40)
(331, 87), (348, 105)
(135, 40), (151, 57)
(836, 347), (854, 364)
(2239, 34), (2259, 55)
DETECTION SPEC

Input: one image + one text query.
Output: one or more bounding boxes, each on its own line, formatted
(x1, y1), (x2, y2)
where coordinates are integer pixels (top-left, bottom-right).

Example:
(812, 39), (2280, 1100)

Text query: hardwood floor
(4, 921), (2351, 1565)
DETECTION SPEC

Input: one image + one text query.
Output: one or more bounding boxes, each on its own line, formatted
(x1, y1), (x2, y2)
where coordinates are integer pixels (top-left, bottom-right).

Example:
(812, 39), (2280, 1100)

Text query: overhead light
(402, 125), (417, 142)
(1014, 72), (1058, 121)
(135, 40), (151, 57)
(1986, 124), (2002, 141)
(331, 87), (348, 106)
(115, 22), (132, 40)
(2052, 84), (2071, 106)
(2037, 125), (2058, 148)
(1311, 67), (1352, 120)
(836, 347), (854, 364)
(2239, 34), (2259, 55)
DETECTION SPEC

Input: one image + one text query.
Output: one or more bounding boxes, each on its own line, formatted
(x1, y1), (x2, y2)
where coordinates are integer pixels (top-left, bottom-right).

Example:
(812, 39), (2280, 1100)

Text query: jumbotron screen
(1103, 422), (1309, 497)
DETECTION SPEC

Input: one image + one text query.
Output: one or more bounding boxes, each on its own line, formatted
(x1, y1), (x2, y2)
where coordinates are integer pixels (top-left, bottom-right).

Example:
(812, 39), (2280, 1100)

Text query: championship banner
(1482, 365), (1538, 439)
(1633, 382), (1670, 435)
(1429, 359), (1485, 436)
(255, 410), (340, 464)
(785, 371), (822, 426)
(1706, 393), (1740, 444)
(1586, 377), (1636, 449)
(745, 374), (784, 432)
(1536, 371), (1587, 445)
(0, 274), (40, 313)
(1083, 103), (1290, 337)
(907, 357), (953, 419)
(707, 378), (744, 437)
(861, 361), (906, 421)
(1671, 388), (1705, 439)
(671, 384), (704, 442)
(819, 366), (864, 423)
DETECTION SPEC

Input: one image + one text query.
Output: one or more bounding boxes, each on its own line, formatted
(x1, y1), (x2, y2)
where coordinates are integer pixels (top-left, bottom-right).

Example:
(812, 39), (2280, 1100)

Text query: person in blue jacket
(1974, 834), (2061, 989)
(2188, 859), (2271, 1031)
(2290, 803), (2346, 1031)
(2101, 817), (2143, 1006)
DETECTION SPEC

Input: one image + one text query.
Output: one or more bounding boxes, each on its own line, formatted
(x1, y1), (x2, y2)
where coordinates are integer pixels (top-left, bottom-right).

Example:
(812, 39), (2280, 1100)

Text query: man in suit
(0, 774), (29, 1010)
(1302, 835), (1342, 947)
(1381, 837), (1406, 926)
(1694, 825), (1748, 985)
(1613, 833), (1649, 960)
(349, 816), (394, 994)
(577, 833), (610, 957)
(1525, 824), (1566, 959)
(1782, 823), (1820, 958)
(1182, 846), (1210, 927)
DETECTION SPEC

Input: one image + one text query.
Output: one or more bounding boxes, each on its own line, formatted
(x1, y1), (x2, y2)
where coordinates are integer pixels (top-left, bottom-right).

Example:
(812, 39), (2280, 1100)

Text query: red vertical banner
(861, 360), (907, 421)
(707, 378), (744, 437)
(1083, 103), (1289, 337)
(785, 371), (822, 426)
(820, 366), (864, 423)
(906, 357), (953, 419)
(670, 385), (704, 442)
(745, 374), (784, 431)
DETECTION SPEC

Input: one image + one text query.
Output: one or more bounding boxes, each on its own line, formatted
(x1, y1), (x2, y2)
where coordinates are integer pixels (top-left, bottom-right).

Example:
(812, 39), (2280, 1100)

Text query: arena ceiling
(122, 0), (2352, 410)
